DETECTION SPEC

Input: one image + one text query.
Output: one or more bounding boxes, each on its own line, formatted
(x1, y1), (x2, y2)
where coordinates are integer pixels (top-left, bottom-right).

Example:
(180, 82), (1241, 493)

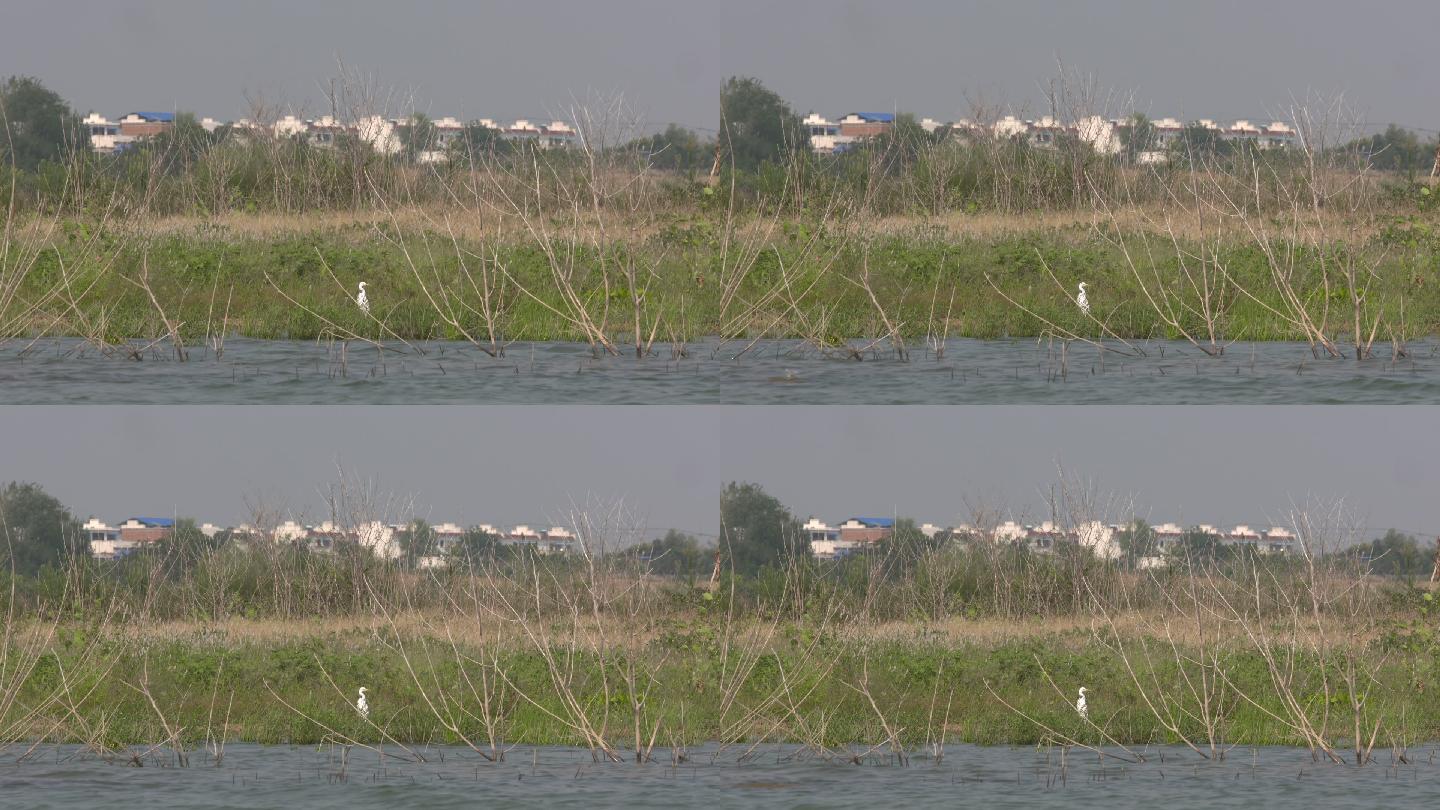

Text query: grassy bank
(9, 609), (1440, 754)
(7, 104), (1440, 355)
(5, 536), (1439, 760)
(9, 204), (1440, 349)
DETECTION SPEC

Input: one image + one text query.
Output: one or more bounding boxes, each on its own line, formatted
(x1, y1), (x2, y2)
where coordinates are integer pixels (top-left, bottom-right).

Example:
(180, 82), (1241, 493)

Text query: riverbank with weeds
(6, 610), (1440, 757)
(6, 540), (1440, 764)
(7, 206), (1440, 354)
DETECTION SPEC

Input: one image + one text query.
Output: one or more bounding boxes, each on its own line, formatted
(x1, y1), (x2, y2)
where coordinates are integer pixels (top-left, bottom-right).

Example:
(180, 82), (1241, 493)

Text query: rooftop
(127, 517), (175, 527)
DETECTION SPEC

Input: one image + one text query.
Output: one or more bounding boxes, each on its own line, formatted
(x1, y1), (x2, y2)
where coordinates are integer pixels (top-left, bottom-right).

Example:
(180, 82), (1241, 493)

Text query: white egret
(1076, 282), (1091, 316)
(1076, 686), (1089, 720)
(356, 281), (370, 315)
(356, 686), (370, 719)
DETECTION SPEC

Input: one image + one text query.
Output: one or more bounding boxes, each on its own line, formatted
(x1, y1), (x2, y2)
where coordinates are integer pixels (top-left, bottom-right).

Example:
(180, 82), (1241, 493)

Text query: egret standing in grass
(356, 686), (369, 719)
(1076, 686), (1089, 720)
(356, 281), (370, 315)
(1076, 282), (1091, 317)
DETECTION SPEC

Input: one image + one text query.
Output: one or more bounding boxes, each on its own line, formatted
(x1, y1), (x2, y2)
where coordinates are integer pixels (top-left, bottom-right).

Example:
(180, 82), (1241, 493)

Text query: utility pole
(710, 84), (726, 181)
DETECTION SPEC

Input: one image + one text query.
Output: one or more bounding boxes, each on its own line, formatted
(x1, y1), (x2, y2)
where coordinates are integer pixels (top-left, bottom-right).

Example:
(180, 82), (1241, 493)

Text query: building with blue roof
(129, 517), (176, 527)
(839, 516), (895, 544)
(837, 112), (896, 141)
(119, 516), (176, 544)
(118, 112), (176, 139)
(848, 517), (895, 527)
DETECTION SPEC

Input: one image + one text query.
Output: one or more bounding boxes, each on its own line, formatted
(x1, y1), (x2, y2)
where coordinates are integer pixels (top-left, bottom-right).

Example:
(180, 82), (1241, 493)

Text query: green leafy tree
(141, 517), (223, 577)
(168, 518), (220, 552)
(635, 529), (709, 579)
(449, 526), (503, 567)
(1170, 526), (1228, 565)
(880, 517), (947, 580)
(399, 113), (438, 161)
(1348, 125), (1436, 173)
(141, 112), (217, 170)
(888, 517), (941, 555)
(1114, 519), (1157, 564)
(0, 482), (84, 576)
(1120, 113), (1158, 161)
(861, 113), (941, 170)
(632, 124), (712, 173)
(396, 519), (439, 566)
(718, 76), (803, 172)
(719, 482), (804, 575)
(0, 76), (81, 171)
(448, 121), (509, 162)
(1173, 122), (1230, 160)
(1359, 530), (1431, 577)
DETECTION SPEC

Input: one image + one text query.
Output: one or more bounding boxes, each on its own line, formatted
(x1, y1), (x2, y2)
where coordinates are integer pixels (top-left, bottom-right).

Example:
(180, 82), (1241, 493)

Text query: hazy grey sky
(1, 407), (1434, 539)
(5, 1), (1438, 131)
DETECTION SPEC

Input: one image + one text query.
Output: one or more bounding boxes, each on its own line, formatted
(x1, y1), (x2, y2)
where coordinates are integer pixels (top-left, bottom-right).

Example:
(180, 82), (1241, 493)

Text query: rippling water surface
(2, 338), (1438, 404)
(1, 742), (1436, 809)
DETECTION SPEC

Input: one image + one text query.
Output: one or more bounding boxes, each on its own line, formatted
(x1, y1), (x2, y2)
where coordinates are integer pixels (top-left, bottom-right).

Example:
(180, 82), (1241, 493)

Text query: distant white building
(273, 520), (309, 543)
(432, 522), (465, 553)
(357, 521), (400, 559)
(803, 517), (864, 559)
(992, 115), (1029, 139)
(1262, 526), (1297, 554)
(803, 113), (845, 154)
(273, 115), (307, 139)
(307, 115), (347, 147)
(1076, 521), (1119, 559)
(84, 518), (137, 559)
(992, 520), (1028, 542)
(539, 526), (576, 554)
(541, 121), (577, 148)
(1228, 524), (1263, 547)
(1076, 115), (1121, 155)
(357, 115), (402, 155)
(496, 524), (576, 554)
(82, 113), (131, 154)
(1257, 121), (1297, 149)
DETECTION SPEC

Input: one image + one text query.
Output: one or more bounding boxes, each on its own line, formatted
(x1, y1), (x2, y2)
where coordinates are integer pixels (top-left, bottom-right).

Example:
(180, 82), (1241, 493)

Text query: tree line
(6, 480), (1433, 583)
(7, 73), (1437, 221)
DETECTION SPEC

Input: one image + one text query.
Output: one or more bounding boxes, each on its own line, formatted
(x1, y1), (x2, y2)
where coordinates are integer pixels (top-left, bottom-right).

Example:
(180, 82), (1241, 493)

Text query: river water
(1, 742), (1435, 809)
(2, 337), (1438, 404)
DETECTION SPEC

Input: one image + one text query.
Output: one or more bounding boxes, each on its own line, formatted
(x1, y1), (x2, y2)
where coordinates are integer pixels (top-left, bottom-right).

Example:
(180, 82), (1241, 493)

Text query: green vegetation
(0, 482), (84, 576)
(1351, 125), (1440, 174)
(4, 481), (1440, 759)
(6, 216), (1440, 346)
(0, 75), (81, 172)
(4, 75), (1440, 353)
(12, 618), (1440, 752)
(720, 482), (805, 575)
(718, 75), (805, 172)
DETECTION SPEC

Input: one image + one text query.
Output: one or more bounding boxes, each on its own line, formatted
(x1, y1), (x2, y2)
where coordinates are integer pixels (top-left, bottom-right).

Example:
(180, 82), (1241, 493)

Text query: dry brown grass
(87, 604), (1385, 654)
(77, 199), (1392, 249)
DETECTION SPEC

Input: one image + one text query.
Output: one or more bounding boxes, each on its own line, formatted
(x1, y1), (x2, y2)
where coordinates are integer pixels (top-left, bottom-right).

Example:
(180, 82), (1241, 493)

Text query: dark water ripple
(2, 337), (1438, 404)
(0, 742), (1436, 809)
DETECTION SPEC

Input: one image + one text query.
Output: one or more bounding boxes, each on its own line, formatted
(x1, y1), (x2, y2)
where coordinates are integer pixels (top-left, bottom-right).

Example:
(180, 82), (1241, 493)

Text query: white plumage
(1076, 686), (1089, 720)
(356, 686), (369, 719)
(357, 281), (370, 315)
(1076, 282), (1091, 316)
